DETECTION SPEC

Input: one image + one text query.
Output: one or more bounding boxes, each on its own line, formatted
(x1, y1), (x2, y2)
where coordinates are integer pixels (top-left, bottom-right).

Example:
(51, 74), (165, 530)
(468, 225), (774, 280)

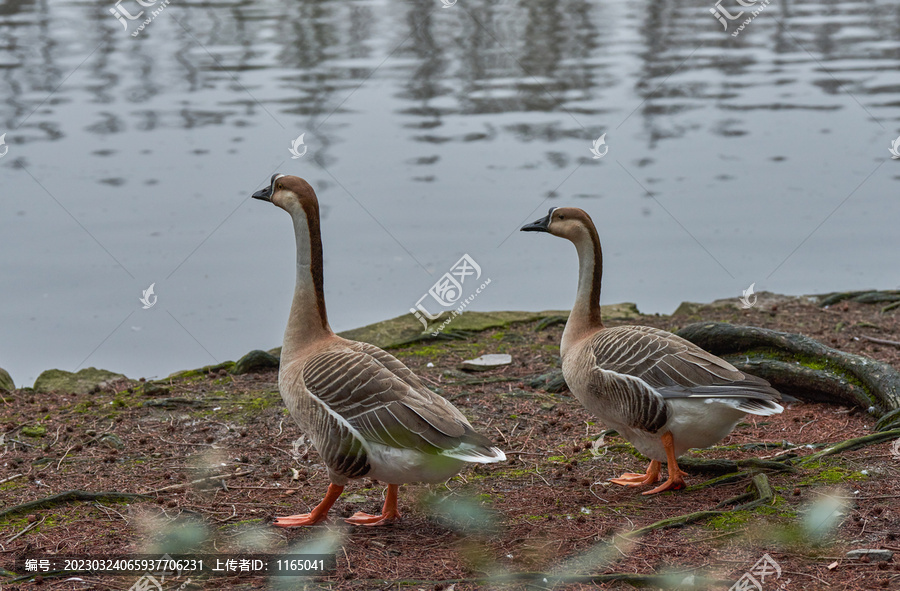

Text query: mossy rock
(33, 368), (126, 394)
(673, 292), (802, 316)
(232, 350), (279, 375)
(165, 361), (235, 380)
(0, 367), (13, 391)
(266, 306), (639, 358)
(676, 322), (900, 417)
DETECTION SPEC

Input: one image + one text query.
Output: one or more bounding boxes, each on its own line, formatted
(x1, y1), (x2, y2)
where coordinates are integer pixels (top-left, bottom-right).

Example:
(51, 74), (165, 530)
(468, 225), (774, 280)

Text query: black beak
(251, 185), (272, 202)
(252, 173), (280, 202)
(520, 208), (554, 233)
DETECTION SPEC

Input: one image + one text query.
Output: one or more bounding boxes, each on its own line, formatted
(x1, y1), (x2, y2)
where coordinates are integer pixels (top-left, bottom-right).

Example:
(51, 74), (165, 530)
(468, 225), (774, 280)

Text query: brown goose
(252, 174), (505, 526)
(521, 207), (783, 494)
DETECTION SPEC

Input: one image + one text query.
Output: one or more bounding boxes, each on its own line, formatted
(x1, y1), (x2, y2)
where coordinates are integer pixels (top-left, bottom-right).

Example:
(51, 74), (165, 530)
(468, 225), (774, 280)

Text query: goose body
(253, 174), (504, 526)
(522, 207), (782, 494)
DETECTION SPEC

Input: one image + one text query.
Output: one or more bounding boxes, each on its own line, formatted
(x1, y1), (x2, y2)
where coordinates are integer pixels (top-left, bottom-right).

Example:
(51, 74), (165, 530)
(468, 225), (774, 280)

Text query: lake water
(1, 0), (898, 386)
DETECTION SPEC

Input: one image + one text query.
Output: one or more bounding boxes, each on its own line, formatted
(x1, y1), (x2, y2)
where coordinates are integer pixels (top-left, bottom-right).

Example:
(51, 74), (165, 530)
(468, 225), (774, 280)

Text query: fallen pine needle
(143, 470), (255, 494)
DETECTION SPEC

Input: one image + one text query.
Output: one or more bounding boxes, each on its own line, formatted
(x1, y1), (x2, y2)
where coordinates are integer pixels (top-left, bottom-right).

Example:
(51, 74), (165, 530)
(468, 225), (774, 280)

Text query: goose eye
(558, 214), (565, 220)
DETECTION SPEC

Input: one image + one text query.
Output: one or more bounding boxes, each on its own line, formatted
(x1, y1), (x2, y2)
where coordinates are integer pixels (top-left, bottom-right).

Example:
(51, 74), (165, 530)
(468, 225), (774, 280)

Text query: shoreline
(3, 289), (898, 394)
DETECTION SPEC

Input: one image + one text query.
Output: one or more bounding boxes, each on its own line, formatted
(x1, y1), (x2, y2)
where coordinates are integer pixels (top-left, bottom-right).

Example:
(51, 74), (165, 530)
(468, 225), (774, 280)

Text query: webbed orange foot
(609, 460), (661, 487)
(344, 483), (401, 527)
(344, 510), (401, 526)
(273, 483), (343, 528)
(273, 513), (329, 527)
(643, 471), (687, 495)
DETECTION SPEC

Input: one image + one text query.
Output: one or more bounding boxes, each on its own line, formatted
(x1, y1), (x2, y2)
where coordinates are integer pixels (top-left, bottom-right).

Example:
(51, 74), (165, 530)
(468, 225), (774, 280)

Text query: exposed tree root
(797, 428), (900, 465)
(676, 322), (900, 416)
(678, 456), (796, 475)
(0, 491), (150, 521)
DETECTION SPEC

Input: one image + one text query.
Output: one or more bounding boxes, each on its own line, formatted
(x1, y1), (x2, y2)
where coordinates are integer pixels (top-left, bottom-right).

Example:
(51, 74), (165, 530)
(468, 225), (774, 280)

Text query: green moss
(405, 345), (444, 358)
(73, 400), (96, 413)
(242, 396), (277, 412)
(0, 480), (25, 492)
(466, 467), (534, 481)
(21, 425), (47, 437)
(166, 361), (236, 381)
(799, 466), (867, 486)
(111, 396), (130, 408)
(736, 348), (868, 391)
(474, 492), (503, 504)
(707, 511), (756, 531)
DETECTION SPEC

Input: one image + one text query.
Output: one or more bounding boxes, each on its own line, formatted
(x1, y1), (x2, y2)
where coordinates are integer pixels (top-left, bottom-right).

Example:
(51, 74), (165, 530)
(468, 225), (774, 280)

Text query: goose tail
(736, 398), (784, 417)
(444, 443), (506, 464)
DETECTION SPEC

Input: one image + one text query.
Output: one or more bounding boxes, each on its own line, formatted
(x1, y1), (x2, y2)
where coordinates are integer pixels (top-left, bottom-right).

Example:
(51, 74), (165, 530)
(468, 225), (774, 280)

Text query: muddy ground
(2, 295), (900, 590)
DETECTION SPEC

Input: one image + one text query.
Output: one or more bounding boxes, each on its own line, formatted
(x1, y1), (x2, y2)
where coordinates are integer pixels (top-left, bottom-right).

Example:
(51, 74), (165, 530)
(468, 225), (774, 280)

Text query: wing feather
(583, 326), (783, 431)
(302, 342), (500, 461)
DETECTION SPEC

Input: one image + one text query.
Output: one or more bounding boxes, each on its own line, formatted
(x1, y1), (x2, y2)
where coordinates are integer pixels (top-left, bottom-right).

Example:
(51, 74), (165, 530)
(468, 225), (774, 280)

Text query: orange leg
(344, 484), (401, 526)
(643, 432), (687, 495)
(610, 460), (661, 487)
(273, 483), (344, 527)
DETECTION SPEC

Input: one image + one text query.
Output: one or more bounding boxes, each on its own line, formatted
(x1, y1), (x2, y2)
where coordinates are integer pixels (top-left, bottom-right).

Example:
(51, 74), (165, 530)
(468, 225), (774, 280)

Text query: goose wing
(302, 341), (501, 461)
(586, 325), (782, 432)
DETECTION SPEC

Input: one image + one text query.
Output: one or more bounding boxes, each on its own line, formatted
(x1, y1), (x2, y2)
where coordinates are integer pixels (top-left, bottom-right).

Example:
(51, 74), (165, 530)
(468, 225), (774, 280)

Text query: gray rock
(100, 433), (126, 450)
(141, 383), (170, 397)
(0, 367), (14, 391)
(459, 353), (512, 372)
(845, 549), (893, 562)
(232, 350), (280, 375)
(33, 368), (126, 394)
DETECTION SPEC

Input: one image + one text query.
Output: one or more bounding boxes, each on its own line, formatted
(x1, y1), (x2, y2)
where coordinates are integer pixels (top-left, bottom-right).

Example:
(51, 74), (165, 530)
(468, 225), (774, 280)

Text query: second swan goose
(521, 207), (783, 494)
(253, 174), (505, 526)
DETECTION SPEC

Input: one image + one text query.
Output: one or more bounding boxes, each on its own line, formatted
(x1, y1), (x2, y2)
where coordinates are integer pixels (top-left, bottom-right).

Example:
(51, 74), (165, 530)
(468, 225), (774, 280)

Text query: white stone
(459, 354), (512, 371)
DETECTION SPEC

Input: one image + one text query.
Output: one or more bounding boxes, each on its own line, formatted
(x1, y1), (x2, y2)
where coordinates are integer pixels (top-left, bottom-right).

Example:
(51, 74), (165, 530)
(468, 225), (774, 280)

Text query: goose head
(252, 173), (320, 218)
(520, 207), (596, 243)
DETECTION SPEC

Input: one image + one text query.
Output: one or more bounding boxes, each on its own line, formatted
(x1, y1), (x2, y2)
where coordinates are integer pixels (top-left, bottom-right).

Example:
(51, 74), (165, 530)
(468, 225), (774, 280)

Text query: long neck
(561, 226), (604, 357)
(283, 206), (332, 355)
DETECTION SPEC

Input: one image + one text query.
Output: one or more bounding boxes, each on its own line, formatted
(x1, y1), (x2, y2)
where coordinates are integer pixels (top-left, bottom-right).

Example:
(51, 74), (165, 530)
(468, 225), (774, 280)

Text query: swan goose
(251, 174), (505, 526)
(521, 207), (783, 494)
